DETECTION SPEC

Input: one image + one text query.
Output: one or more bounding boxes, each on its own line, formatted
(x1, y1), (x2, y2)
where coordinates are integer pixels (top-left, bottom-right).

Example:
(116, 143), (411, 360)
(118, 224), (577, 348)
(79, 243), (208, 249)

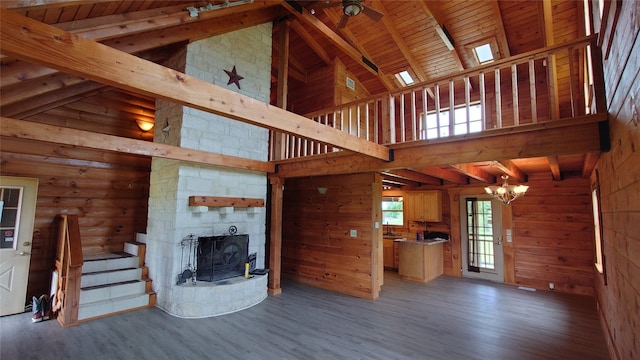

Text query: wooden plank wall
(510, 174), (595, 296)
(0, 91), (152, 300)
(387, 177), (596, 297)
(592, 0), (640, 358)
(287, 57), (371, 114)
(281, 173), (382, 300)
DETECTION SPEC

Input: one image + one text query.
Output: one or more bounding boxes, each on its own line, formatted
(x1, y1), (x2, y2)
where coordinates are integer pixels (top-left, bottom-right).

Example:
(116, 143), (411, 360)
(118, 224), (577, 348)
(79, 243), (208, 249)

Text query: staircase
(77, 242), (155, 321)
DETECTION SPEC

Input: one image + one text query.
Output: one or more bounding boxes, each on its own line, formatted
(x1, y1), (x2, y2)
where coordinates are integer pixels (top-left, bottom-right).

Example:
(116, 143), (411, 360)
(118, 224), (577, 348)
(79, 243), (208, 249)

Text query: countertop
(395, 238), (448, 246)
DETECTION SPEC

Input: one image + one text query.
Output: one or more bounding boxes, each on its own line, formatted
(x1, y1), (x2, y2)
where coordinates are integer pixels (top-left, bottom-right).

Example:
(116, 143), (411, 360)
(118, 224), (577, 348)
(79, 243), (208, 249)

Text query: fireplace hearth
(197, 234), (249, 282)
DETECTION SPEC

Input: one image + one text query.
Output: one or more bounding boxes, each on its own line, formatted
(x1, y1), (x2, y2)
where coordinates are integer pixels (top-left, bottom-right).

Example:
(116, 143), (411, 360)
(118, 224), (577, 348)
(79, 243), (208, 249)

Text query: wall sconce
(136, 119), (154, 132)
(317, 187), (327, 195)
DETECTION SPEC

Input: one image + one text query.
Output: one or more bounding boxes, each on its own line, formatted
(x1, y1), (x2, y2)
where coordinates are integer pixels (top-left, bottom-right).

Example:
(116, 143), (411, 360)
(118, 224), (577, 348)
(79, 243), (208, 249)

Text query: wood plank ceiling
(1, 0), (592, 188)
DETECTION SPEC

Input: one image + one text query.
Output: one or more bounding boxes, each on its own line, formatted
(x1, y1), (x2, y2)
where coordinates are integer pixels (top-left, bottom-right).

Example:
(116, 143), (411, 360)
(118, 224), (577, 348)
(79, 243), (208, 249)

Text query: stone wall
(146, 23), (272, 318)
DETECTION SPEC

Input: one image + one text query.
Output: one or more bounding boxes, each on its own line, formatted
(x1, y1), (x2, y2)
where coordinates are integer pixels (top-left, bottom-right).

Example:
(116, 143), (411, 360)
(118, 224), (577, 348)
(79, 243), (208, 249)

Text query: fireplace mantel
(188, 196), (264, 208)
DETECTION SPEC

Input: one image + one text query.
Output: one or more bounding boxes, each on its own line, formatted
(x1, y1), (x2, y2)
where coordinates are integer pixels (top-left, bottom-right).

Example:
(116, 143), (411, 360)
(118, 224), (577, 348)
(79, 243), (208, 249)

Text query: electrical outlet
(374, 222), (379, 229)
(549, 282), (555, 290)
(350, 229), (357, 237)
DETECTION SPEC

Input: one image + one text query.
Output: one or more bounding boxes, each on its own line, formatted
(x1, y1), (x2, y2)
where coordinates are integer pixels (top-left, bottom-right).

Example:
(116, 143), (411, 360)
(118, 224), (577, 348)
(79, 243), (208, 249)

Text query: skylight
(473, 43), (494, 64)
(395, 71), (414, 86)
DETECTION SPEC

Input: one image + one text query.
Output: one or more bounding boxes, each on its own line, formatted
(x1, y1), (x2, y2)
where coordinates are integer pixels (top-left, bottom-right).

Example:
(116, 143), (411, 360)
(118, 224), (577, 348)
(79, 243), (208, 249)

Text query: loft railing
(53, 214), (83, 327)
(273, 35), (605, 160)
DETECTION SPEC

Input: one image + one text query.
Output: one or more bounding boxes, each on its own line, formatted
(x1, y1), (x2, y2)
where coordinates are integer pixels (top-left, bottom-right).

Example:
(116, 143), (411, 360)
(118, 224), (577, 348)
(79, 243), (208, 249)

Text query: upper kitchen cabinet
(407, 191), (442, 223)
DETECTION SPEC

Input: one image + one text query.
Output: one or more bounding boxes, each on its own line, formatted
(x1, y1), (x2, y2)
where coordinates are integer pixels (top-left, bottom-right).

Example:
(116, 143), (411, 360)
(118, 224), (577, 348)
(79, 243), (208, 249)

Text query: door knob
(18, 251), (30, 256)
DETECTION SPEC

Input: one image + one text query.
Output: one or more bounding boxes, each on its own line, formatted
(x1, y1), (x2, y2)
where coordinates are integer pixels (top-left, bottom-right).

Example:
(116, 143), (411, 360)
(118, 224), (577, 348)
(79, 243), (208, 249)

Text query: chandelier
(484, 175), (529, 205)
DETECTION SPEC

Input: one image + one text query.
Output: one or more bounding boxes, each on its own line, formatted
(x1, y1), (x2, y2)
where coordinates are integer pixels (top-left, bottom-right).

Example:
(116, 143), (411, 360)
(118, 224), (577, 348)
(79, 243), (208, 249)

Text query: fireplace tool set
(177, 233), (198, 285)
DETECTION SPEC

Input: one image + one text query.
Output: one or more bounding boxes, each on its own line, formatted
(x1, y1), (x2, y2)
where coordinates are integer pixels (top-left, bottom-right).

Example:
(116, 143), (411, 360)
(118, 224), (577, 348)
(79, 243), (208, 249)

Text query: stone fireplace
(144, 23), (272, 318)
(196, 234), (249, 282)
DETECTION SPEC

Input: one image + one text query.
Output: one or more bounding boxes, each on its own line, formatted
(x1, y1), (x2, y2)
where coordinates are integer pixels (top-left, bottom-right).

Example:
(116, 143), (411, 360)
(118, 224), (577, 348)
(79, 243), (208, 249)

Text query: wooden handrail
(273, 35), (605, 160)
(54, 214), (83, 327)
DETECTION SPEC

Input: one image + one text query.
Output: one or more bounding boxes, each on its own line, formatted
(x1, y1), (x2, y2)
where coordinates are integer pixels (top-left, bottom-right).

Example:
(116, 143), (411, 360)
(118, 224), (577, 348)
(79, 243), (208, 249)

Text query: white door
(461, 196), (504, 282)
(0, 177), (38, 316)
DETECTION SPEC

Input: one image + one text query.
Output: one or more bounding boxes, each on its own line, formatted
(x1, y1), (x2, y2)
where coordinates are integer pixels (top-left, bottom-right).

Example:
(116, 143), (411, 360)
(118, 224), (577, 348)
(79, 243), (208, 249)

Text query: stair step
(80, 279), (146, 304)
(82, 252), (139, 274)
(81, 267), (142, 288)
(78, 293), (151, 321)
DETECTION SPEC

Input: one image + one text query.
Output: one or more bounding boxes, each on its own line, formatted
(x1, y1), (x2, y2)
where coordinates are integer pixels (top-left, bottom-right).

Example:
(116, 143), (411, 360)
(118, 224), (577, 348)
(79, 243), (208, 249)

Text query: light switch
(374, 222), (379, 229)
(350, 229), (357, 237)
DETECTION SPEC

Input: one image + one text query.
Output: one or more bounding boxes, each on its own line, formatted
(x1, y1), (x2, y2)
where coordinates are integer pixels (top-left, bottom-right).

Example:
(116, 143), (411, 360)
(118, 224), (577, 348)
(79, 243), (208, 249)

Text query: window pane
(382, 197), (403, 226)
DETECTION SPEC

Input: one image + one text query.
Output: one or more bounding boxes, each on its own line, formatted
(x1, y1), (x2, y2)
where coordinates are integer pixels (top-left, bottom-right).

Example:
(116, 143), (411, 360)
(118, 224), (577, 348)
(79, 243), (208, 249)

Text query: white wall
(146, 23), (272, 317)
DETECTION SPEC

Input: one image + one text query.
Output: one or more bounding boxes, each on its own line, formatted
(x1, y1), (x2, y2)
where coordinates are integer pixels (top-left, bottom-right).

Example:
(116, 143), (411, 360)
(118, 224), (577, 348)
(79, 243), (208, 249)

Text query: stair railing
(53, 214), (83, 327)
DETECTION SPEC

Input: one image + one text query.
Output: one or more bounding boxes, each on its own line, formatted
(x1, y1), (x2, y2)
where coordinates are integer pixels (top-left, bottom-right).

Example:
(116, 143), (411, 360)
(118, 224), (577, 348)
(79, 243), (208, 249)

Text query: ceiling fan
(310, 0), (384, 29)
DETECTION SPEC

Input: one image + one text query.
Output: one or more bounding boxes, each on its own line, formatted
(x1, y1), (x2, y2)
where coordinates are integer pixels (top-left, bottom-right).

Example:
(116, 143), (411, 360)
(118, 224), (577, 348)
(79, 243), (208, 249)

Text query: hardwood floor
(1, 272), (609, 360)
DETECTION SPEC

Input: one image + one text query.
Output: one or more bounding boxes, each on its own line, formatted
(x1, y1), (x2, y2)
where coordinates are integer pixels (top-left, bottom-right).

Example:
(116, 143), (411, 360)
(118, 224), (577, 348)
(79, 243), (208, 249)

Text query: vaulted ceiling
(1, 0), (596, 188)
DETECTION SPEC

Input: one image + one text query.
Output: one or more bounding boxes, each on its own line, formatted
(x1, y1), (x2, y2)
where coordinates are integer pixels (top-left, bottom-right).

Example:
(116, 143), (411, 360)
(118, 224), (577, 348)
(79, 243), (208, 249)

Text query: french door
(460, 196), (504, 282)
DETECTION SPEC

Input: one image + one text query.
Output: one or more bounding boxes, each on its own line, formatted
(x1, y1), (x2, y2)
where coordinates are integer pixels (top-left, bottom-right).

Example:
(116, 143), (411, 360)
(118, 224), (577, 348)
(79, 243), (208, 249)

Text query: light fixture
(343, 0), (363, 16)
(136, 119), (154, 132)
(484, 175), (529, 205)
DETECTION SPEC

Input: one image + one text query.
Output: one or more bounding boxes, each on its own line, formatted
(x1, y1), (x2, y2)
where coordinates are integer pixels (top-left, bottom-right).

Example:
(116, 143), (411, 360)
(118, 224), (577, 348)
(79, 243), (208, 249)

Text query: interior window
(382, 196), (403, 226)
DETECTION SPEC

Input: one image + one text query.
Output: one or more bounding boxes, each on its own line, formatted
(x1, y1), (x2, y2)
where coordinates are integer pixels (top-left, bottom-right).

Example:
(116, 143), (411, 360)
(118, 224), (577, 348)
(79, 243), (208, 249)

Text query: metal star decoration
(224, 65), (244, 89)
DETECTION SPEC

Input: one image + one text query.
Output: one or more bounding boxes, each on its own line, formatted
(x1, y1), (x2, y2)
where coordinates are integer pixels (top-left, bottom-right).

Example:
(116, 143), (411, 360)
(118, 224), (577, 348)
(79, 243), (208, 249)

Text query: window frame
(382, 196), (404, 227)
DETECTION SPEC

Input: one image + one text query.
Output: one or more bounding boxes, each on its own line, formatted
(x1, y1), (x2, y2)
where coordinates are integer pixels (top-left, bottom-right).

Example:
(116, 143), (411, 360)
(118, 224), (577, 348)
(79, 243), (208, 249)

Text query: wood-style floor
(1, 272), (609, 360)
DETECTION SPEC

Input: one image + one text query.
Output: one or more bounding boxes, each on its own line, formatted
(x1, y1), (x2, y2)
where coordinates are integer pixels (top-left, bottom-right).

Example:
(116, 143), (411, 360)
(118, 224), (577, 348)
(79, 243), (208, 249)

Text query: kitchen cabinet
(393, 241), (399, 268)
(383, 239), (402, 270)
(407, 191), (442, 222)
(398, 240), (444, 283)
(383, 239), (394, 268)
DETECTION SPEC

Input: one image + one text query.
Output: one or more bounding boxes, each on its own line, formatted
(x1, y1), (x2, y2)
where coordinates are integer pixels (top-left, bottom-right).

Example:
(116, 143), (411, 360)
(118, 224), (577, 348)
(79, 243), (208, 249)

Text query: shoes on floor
(31, 296), (43, 323)
(40, 294), (51, 321)
(31, 294), (53, 323)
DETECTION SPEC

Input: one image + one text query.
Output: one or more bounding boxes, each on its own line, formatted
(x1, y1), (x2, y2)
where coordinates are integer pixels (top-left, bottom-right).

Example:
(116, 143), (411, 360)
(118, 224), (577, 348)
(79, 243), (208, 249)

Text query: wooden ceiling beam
(1, 116), (274, 173)
(1, 0), (114, 10)
(371, 0), (427, 84)
(381, 174), (418, 187)
(55, 1), (279, 41)
(582, 153), (600, 178)
(449, 164), (495, 183)
(0, 10), (391, 161)
(412, 166), (468, 185)
(1, 43), (181, 118)
(490, 160), (526, 183)
(1, 6), (283, 87)
(417, 1), (465, 71)
(274, 115), (607, 178)
(1, 72), (86, 106)
(289, 19), (332, 66)
(382, 169), (441, 186)
(320, 6), (394, 91)
(548, 155), (562, 181)
(281, 0), (391, 89)
(491, 0), (511, 57)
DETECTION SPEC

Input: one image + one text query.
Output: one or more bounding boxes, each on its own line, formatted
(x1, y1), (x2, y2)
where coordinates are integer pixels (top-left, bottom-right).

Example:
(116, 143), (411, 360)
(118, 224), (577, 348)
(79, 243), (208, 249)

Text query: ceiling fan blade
(361, 5), (384, 22)
(337, 14), (349, 28)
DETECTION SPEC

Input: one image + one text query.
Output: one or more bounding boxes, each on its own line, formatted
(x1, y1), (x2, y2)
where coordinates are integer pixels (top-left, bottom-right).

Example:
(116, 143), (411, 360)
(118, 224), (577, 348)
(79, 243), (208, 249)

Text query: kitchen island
(397, 239), (445, 283)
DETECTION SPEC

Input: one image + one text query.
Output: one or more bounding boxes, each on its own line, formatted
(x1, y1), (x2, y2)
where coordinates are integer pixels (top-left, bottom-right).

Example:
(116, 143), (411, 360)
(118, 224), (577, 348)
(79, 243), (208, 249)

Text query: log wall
(281, 173), (382, 299)
(593, 1), (640, 358)
(0, 91), (152, 300)
(510, 174), (595, 296)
